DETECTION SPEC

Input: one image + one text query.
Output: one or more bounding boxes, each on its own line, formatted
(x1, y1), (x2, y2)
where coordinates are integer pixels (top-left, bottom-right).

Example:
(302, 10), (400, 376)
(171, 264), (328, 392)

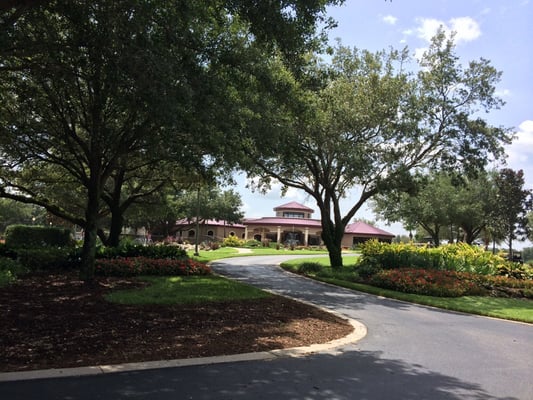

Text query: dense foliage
(358, 240), (512, 275)
(0, 0), (338, 281)
(4, 225), (73, 249)
(95, 257), (211, 277)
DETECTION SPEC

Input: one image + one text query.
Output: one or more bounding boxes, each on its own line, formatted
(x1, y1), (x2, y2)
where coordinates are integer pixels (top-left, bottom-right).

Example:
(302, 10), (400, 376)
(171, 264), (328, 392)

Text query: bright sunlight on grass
(189, 246), (329, 263)
(105, 275), (271, 305)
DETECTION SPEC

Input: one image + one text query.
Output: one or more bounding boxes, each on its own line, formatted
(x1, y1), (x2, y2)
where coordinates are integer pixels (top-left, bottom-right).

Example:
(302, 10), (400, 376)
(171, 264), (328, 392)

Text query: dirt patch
(0, 272), (353, 372)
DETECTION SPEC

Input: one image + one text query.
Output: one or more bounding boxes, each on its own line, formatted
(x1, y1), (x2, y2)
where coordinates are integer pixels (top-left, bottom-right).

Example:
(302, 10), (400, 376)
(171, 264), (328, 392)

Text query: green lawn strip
(280, 258), (533, 324)
(105, 275), (271, 305)
(189, 247), (329, 263)
(315, 277), (533, 323)
(248, 248), (329, 256)
(281, 256), (359, 269)
(187, 247), (241, 263)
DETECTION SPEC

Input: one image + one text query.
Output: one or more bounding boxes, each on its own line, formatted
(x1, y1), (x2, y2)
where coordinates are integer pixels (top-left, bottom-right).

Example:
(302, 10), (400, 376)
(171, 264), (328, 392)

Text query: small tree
(491, 169), (532, 257)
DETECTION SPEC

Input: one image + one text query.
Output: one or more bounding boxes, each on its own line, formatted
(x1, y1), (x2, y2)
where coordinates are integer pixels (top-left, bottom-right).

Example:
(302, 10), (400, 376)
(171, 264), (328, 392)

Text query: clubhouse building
(175, 201), (394, 248)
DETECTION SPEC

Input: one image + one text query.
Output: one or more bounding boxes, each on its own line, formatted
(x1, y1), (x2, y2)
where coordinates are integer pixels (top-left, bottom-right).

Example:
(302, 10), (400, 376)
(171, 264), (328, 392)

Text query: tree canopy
(239, 31), (512, 268)
(0, 0), (339, 280)
(372, 171), (499, 246)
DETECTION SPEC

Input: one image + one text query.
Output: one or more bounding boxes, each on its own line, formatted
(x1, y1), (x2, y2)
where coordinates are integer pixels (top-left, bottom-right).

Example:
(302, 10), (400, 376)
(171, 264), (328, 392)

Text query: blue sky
(231, 0), (533, 243)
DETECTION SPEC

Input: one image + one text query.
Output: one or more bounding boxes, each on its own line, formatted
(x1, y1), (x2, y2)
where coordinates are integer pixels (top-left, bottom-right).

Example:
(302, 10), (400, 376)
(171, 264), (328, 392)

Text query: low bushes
(5, 225), (73, 248)
(297, 262), (323, 274)
(15, 247), (78, 270)
(221, 236), (245, 247)
(368, 268), (484, 297)
(96, 242), (186, 259)
(359, 240), (509, 275)
(0, 257), (28, 287)
(95, 257), (211, 277)
(354, 241), (532, 298)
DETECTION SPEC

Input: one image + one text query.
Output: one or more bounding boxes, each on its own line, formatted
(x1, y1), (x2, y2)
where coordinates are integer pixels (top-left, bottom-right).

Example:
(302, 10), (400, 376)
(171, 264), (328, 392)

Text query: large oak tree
(0, 0), (339, 280)
(240, 31), (511, 268)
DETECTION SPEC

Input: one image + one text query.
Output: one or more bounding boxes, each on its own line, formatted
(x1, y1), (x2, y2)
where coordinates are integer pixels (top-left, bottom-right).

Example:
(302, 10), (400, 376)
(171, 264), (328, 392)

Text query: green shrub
(244, 240), (262, 247)
(359, 240), (505, 275)
(221, 236), (245, 247)
(95, 257), (211, 277)
(369, 268), (485, 297)
(496, 262), (533, 280)
(297, 262), (323, 274)
(0, 242), (17, 258)
(5, 225), (73, 249)
(355, 259), (383, 278)
(0, 257), (28, 287)
(96, 243), (186, 259)
(15, 247), (75, 270)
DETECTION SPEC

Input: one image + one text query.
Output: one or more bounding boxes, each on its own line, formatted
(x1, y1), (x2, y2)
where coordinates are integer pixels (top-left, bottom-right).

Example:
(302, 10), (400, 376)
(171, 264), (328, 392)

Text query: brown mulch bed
(0, 272), (353, 373)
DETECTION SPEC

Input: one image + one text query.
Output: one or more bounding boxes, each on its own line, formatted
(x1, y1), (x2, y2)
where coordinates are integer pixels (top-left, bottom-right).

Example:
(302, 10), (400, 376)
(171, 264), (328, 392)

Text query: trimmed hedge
(15, 247), (77, 270)
(5, 225), (73, 249)
(96, 243), (186, 259)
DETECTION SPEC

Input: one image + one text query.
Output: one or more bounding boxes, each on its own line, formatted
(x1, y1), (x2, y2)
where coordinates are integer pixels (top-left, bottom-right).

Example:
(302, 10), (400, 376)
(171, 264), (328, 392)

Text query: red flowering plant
(369, 268), (485, 297)
(95, 257), (211, 277)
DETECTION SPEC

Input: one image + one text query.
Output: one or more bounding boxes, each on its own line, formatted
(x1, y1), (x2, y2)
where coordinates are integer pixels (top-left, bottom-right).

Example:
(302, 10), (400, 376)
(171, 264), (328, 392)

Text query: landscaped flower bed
(368, 268), (484, 297)
(355, 241), (533, 298)
(95, 257), (211, 277)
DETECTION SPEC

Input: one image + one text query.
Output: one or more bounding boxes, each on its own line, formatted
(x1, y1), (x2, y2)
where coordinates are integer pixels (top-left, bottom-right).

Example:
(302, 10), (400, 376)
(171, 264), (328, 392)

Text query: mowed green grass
(105, 275), (271, 305)
(189, 247), (329, 263)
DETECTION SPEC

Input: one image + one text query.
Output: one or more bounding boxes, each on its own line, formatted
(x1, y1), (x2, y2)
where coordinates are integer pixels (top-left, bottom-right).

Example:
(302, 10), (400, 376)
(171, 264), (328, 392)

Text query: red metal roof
(175, 218), (246, 228)
(273, 201), (314, 213)
(243, 217), (322, 227)
(344, 221), (394, 237)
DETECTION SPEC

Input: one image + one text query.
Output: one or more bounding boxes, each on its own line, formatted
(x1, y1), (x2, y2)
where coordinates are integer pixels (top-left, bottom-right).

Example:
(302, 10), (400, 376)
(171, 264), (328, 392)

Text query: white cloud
(505, 120), (533, 187)
(382, 15), (398, 25)
(413, 16), (481, 45)
(495, 88), (512, 97)
(449, 17), (481, 43)
(413, 47), (428, 61)
(416, 17), (444, 42)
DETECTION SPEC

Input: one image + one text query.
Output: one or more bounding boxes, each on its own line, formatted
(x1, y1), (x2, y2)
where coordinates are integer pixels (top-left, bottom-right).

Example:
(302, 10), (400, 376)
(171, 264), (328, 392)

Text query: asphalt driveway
(1, 255), (532, 399)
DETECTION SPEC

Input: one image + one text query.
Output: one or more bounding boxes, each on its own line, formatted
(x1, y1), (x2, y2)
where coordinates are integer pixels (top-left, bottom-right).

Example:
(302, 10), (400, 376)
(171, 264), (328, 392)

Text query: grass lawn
(105, 275), (271, 305)
(280, 256), (533, 324)
(189, 246), (329, 263)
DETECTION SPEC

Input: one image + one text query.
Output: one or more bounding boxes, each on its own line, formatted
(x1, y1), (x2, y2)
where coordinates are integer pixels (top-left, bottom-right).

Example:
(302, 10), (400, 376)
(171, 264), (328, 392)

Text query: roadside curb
(0, 318), (366, 382)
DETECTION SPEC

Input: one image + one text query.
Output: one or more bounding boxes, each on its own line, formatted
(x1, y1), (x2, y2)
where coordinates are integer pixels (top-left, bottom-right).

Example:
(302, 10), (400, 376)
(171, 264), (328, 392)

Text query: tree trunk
(107, 209), (123, 247)
(79, 190), (100, 282)
(320, 217), (345, 269)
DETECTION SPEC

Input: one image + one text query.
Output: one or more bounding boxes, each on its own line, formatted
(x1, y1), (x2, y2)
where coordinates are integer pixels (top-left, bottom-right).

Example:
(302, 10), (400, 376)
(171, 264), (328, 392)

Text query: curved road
(1, 255), (532, 399)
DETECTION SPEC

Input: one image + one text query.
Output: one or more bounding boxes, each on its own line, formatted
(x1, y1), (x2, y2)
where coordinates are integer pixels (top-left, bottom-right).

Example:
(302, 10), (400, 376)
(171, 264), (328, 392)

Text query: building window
(283, 212), (305, 218)
(207, 230), (214, 237)
(229, 231), (235, 237)
(188, 229), (195, 238)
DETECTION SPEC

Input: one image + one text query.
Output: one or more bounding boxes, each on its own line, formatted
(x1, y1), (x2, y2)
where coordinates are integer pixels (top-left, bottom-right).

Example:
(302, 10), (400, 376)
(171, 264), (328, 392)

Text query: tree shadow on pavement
(0, 350), (522, 400)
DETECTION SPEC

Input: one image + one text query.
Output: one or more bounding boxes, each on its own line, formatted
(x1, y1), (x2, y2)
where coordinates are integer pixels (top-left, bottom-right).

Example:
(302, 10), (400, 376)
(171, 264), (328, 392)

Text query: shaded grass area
(281, 257), (533, 324)
(105, 275), (271, 305)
